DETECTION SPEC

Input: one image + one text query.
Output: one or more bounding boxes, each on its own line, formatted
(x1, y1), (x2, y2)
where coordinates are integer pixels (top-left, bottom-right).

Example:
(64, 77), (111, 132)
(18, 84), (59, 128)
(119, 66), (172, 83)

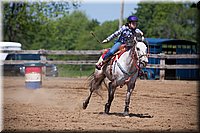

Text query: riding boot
(95, 60), (107, 70)
(96, 50), (113, 70)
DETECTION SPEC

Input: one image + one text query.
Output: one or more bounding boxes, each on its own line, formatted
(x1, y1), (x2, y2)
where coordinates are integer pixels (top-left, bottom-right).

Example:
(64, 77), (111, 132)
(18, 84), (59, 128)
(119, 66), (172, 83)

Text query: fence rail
(2, 50), (199, 58)
(3, 60), (199, 69)
(3, 60), (97, 65)
(2, 50), (199, 80)
(2, 50), (102, 55)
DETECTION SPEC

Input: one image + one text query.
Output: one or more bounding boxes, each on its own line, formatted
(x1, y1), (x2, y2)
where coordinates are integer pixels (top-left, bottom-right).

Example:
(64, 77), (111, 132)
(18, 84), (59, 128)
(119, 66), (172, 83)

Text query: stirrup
(95, 58), (110, 70)
(95, 62), (103, 70)
(95, 64), (102, 70)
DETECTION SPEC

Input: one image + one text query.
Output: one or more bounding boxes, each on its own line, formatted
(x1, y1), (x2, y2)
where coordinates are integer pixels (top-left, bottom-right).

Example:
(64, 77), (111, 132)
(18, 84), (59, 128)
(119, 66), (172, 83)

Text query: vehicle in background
(0, 42), (22, 61)
(3, 53), (58, 77)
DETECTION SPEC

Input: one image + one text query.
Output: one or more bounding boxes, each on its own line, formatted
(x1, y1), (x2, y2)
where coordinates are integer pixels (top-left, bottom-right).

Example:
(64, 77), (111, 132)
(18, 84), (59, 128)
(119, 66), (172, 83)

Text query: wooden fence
(2, 50), (199, 80)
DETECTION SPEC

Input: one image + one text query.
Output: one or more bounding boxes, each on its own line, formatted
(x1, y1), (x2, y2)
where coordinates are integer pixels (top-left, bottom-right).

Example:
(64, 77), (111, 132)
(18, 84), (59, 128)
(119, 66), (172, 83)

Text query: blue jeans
(103, 41), (122, 60)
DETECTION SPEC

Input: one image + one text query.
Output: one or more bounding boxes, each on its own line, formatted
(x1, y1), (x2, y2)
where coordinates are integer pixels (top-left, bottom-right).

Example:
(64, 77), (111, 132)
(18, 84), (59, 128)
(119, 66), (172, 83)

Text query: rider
(95, 15), (144, 70)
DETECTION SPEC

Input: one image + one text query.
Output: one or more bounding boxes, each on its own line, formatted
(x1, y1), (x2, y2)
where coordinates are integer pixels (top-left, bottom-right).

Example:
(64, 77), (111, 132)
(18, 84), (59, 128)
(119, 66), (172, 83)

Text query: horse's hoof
(123, 112), (129, 117)
(82, 102), (87, 109)
(104, 109), (109, 114)
(103, 112), (109, 115)
(104, 104), (110, 114)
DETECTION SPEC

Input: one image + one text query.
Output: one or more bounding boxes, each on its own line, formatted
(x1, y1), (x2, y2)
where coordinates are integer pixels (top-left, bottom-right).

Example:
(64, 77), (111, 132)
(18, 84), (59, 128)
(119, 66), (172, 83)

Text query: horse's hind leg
(83, 74), (105, 109)
(104, 82), (116, 114)
(124, 82), (135, 116)
(83, 89), (93, 109)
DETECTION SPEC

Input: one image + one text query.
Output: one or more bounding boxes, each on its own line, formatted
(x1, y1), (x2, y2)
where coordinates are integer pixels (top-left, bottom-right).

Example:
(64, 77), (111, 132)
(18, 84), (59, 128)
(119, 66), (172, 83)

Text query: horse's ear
(135, 33), (143, 42)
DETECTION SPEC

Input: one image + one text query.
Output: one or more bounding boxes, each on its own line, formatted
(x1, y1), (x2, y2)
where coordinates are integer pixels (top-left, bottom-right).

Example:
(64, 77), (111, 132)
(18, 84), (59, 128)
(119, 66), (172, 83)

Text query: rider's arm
(135, 28), (144, 36)
(135, 28), (144, 42)
(105, 25), (126, 42)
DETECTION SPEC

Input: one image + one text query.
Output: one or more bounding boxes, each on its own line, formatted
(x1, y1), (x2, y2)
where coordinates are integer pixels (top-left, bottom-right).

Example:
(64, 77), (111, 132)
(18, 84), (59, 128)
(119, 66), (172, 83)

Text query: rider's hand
(102, 39), (108, 44)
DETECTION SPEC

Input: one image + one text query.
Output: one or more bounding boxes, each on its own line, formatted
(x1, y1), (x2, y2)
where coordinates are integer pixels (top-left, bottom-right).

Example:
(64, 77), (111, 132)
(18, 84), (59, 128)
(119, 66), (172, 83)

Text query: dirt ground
(2, 76), (199, 132)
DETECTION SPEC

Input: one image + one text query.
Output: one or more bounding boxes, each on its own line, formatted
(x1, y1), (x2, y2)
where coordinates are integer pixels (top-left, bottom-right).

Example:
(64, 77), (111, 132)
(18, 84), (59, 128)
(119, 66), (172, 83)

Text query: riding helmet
(127, 16), (138, 22)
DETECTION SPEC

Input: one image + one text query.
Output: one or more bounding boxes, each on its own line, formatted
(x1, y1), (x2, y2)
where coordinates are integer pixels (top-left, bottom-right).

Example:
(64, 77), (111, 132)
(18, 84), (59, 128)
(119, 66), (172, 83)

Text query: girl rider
(96, 15), (144, 70)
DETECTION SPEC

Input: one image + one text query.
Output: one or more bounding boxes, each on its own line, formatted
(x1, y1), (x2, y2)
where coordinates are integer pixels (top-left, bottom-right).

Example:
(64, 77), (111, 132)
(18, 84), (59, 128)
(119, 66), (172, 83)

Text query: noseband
(138, 54), (148, 59)
(130, 43), (148, 69)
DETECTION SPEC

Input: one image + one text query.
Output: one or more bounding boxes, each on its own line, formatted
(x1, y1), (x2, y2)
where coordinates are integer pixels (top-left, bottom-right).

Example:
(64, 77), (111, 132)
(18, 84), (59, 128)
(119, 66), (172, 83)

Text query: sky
(73, 0), (199, 24)
(76, 0), (139, 24)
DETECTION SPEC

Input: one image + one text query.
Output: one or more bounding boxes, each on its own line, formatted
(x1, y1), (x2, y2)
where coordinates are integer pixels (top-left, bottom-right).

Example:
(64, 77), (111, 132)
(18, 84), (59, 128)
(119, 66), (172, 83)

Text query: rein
(115, 45), (139, 84)
(116, 61), (137, 76)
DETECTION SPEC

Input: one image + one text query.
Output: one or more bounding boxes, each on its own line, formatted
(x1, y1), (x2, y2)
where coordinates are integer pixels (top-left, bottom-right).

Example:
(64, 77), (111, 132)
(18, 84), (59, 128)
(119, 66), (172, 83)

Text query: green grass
(57, 64), (95, 77)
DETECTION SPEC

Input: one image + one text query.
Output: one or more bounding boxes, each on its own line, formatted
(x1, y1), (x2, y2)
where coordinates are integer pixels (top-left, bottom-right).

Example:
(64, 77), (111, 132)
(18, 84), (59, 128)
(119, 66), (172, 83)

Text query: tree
(74, 19), (101, 50)
(135, 2), (198, 42)
(93, 20), (119, 49)
(3, 1), (80, 49)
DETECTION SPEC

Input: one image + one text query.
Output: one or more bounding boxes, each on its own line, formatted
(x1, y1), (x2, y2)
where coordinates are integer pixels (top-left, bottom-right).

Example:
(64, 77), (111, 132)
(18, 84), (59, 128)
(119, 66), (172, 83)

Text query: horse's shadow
(95, 112), (153, 118)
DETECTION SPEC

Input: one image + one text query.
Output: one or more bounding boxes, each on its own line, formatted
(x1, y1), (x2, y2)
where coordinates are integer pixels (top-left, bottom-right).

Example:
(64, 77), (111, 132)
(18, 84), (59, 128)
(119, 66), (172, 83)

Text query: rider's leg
(96, 42), (122, 70)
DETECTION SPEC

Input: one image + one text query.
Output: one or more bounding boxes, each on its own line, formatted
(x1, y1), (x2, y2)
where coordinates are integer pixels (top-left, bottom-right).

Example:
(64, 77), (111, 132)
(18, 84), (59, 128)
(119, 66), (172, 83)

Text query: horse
(82, 40), (148, 116)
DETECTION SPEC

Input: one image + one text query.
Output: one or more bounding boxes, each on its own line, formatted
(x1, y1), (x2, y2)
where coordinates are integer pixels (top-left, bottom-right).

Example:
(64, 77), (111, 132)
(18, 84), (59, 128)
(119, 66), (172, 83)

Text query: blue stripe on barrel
(24, 63), (43, 89)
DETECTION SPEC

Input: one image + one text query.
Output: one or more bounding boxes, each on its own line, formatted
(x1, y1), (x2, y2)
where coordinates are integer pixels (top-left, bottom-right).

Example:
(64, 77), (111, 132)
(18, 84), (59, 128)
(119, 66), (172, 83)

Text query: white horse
(83, 41), (148, 116)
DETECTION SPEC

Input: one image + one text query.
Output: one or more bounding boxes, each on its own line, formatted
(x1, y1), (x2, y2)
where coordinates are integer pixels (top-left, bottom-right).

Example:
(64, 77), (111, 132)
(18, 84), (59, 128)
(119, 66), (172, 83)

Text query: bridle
(134, 41), (149, 69)
(114, 40), (148, 85)
(115, 45), (139, 86)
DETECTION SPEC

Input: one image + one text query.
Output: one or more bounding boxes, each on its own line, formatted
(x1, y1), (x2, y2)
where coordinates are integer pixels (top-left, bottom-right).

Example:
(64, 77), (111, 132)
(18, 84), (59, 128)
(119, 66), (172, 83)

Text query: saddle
(101, 44), (127, 74)
(102, 44), (127, 63)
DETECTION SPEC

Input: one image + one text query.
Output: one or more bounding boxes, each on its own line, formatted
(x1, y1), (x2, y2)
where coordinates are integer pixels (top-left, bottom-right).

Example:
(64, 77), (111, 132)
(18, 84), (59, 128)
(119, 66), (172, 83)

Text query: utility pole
(119, 0), (124, 29)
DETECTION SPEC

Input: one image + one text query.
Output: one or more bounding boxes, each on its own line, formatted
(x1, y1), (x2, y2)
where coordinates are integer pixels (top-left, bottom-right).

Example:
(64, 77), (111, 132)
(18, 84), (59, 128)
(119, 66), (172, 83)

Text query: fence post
(79, 64), (82, 77)
(40, 55), (47, 77)
(160, 54), (165, 80)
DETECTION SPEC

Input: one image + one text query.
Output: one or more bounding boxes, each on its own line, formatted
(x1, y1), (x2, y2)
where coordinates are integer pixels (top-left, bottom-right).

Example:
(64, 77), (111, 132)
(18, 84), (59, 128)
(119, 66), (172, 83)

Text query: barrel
(24, 63), (43, 89)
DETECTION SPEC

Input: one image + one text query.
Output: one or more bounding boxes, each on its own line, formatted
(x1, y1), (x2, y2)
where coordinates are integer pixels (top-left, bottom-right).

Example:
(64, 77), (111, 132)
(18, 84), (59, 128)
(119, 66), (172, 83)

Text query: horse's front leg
(104, 82), (116, 114)
(124, 82), (135, 116)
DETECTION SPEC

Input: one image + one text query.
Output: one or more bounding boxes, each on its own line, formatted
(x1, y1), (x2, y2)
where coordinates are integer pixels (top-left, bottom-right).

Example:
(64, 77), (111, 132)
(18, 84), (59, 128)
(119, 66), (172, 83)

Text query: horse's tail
(87, 71), (105, 98)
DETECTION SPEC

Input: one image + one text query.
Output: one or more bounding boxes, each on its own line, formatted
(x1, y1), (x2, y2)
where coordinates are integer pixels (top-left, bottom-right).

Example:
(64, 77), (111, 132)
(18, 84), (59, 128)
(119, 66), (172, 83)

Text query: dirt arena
(2, 76), (199, 132)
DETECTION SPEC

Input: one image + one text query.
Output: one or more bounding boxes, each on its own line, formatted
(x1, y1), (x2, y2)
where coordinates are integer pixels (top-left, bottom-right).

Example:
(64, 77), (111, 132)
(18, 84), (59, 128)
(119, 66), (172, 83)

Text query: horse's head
(136, 42), (148, 68)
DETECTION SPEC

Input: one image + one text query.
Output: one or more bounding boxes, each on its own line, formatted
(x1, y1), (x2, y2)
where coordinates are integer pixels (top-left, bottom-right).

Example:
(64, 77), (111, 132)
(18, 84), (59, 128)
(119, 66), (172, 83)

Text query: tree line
(2, 1), (199, 51)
